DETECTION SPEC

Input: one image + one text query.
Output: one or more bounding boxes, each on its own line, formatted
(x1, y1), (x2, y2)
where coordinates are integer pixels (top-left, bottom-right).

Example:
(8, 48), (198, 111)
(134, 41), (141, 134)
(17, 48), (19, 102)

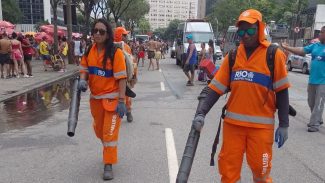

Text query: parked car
(171, 41), (176, 58)
(286, 53), (311, 74)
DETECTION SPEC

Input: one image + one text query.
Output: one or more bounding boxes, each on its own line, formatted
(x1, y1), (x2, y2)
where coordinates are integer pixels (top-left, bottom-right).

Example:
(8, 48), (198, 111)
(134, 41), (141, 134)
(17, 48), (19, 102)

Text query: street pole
(293, 0), (301, 47)
(0, 0), (3, 20)
(67, 0), (74, 64)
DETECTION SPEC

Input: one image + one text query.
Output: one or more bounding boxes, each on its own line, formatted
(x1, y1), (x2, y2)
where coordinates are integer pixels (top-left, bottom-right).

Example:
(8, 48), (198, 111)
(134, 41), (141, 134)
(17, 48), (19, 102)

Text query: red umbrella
(0, 20), (15, 29)
(0, 27), (15, 35)
(72, 32), (82, 38)
(34, 32), (53, 44)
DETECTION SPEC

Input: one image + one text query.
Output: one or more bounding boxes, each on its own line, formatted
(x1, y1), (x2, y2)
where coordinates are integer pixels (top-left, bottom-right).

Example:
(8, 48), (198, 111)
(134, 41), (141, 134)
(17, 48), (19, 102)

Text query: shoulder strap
(266, 44), (278, 84)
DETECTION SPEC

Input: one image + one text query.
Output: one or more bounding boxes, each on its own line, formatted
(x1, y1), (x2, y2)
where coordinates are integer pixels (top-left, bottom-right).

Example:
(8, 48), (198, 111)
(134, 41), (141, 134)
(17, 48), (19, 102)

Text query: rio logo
(98, 70), (106, 76)
(234, 70), (254, 81)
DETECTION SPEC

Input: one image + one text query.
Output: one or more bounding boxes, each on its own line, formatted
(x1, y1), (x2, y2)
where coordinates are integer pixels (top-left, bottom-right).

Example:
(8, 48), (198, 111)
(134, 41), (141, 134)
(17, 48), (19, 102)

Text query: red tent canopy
(0, 20), (15, 29)
(40, 25), (66, 37)
(34, 32), (53, 44)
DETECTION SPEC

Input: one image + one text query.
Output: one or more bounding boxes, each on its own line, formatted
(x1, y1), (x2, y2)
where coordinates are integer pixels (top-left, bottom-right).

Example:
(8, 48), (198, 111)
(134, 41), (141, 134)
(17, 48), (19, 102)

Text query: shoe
(103, 164), (114, 180)
(307, 121), (323, 127)
(127, 112), (133, 122)
(23, 75), (30, 78)
(308, 126), (319, 132)
(28, 74), (34, 77)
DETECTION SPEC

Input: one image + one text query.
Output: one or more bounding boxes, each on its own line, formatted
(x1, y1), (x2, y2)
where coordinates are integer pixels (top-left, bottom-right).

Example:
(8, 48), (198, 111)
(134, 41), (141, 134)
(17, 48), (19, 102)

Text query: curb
(0, 70), (79, 103)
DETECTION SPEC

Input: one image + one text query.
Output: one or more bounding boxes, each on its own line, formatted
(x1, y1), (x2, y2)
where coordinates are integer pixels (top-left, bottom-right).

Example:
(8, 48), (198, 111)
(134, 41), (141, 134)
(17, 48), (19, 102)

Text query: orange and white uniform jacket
(209, 44), (290, 129)
(79, 44), (127, 99)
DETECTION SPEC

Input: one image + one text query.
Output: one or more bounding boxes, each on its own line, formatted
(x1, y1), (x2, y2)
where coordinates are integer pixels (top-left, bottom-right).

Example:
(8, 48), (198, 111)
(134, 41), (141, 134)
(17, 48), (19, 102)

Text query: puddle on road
(0, 77), (76, 134)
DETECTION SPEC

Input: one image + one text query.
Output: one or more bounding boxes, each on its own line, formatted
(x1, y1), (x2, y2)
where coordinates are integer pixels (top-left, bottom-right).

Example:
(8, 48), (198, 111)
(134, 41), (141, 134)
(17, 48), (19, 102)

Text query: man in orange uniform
(114, 26), (136, 122)
(78, 19), (127, 180)
(192, 9), (290, 182)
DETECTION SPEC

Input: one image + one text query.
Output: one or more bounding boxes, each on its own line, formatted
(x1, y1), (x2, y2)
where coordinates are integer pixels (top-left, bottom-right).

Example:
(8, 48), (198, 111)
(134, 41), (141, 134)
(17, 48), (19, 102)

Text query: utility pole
(67, 0), (74, 64)
(0, 0), (3, 20)
(293, 0), (302, 47)
(189, 2), (192, 19)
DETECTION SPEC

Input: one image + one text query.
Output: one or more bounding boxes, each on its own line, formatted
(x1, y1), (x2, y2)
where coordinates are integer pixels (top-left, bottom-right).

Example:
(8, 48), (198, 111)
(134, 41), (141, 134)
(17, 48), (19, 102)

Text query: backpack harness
(210, 44), (278, 166)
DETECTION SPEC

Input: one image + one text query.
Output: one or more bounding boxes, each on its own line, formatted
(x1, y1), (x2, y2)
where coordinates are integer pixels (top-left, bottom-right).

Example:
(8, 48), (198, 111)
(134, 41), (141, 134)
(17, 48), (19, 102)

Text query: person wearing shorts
(147, 37), (157, 70)
(183, 34), (197, 86)
(0, 33), (11, 78)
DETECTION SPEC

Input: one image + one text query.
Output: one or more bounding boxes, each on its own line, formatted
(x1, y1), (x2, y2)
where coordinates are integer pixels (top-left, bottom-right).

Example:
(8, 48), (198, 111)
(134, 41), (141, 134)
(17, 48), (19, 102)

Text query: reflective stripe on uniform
(114, 71), (127, 78)
(103, 141), (118, 147)
(90, 92), (119, 99)
(210, 78), (228, 93)
(88, 66), (113, 78)
(273, 77), (289, 90)
(79, 65), (88, 71)
(226, 111), (274, 125)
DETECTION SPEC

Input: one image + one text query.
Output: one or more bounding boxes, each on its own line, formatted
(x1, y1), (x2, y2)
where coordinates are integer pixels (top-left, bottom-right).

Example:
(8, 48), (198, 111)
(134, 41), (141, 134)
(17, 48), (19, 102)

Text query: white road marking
(161, 82), (166, 91)
(165, 128), (179, 183)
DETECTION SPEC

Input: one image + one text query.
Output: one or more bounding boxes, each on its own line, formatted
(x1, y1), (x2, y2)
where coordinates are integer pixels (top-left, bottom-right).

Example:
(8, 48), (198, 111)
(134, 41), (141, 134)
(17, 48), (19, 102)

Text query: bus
(135, 35), (149, 42)
(175, 19), (222, 66)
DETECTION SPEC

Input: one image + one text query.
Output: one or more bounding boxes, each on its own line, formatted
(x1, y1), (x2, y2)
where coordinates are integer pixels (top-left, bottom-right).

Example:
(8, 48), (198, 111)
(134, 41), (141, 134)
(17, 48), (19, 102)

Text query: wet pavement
(0, 59), (78, 102)
(0, 78), (75, 133)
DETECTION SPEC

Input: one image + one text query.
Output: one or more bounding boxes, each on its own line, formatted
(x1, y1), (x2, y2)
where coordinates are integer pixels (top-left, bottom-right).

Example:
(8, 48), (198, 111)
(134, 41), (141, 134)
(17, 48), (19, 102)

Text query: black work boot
(103, 164), (114, 180)
(127, 112), (133, 122)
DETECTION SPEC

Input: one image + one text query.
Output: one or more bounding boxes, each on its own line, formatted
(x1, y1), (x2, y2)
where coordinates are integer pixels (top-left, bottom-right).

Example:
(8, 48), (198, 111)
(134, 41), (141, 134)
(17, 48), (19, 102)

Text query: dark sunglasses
(92, 28), (107, 35)
(237, 28), (257, 37)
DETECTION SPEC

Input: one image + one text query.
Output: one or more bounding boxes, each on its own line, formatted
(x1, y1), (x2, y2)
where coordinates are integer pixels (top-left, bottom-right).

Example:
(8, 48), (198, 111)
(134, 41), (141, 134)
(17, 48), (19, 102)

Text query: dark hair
(62, 37), (67, 42)
(12, 32), (17, 39)
(17, 35), (24, 42)
(91, 18), (115, 69)
(208, 39), (214, 53)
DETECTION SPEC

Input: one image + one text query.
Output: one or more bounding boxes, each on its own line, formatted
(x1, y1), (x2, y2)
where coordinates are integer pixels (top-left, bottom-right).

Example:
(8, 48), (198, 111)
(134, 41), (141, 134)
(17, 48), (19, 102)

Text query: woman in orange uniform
(78, 18), (127, 181)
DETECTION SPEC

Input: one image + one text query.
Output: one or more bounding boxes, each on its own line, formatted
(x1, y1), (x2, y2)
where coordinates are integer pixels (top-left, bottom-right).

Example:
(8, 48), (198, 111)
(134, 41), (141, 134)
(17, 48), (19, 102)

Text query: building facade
(15, 0), (64, 31)
(146, 0), (198, 30)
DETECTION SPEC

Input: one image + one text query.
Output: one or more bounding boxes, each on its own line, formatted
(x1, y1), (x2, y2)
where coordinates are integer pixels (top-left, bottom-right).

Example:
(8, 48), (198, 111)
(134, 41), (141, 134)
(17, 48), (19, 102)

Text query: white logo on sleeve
(98, 70), (106, 76)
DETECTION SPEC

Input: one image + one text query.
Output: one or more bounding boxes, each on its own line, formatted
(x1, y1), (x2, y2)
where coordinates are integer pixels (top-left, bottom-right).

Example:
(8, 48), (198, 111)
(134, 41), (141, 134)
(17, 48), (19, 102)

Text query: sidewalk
(0, 59), (79, 102)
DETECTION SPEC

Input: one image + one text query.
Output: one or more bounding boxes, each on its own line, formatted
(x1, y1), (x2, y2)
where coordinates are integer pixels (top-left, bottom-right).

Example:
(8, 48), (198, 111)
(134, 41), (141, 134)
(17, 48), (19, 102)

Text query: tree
(121, 0), (150, 36)
(108, 0), (135, 24)
(137, 18), (150, 34)
(76, 0), (98, 36)
(164, 19), (181, 41)
(2, 0), (22, 23)
(50, 0), (61, 53)
(153, 28), (167, 40)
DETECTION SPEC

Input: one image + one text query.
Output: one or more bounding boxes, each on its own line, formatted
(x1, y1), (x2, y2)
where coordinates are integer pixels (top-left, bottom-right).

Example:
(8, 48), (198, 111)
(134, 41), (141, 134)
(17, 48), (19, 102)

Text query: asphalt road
(0, 56), (324, 183)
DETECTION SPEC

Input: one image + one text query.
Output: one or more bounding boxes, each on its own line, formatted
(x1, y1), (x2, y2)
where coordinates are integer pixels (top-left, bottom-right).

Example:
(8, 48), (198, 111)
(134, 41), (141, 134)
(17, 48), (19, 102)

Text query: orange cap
(114, 27), (129, 42)
(236, 9), (270, 47)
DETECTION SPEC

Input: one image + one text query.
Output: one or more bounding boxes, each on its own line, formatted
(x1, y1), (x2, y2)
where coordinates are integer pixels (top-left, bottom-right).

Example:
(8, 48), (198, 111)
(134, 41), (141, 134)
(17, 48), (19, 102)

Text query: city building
(146, 0), (198, 30)
(197, 0), (206, 19)
(15, 0), (65, 32)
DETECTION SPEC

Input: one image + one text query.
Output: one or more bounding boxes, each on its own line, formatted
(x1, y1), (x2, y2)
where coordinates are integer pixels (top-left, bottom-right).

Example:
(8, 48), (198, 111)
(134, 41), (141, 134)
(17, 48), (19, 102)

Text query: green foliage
(2, 0), (22, 23)
(206, 0), (316, 35)
(164, 19), (182, 41)
(153, 28), (167, 40)
(122, 0), (150, 34)
(137, 18), (150, 34)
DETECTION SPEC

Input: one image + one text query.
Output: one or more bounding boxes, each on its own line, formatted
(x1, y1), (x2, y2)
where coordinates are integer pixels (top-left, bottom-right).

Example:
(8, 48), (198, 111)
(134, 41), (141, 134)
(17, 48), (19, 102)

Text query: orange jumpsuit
(79, 44), (127, 164)
(209, 35), (290, 183)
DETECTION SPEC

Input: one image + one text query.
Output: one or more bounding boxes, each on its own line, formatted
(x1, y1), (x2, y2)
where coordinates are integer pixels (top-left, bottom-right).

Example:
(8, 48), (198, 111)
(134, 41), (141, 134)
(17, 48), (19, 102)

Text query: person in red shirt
(192, 9), (290, 182)
(78, 19), (127, 181)
(20, 35), (34, 77)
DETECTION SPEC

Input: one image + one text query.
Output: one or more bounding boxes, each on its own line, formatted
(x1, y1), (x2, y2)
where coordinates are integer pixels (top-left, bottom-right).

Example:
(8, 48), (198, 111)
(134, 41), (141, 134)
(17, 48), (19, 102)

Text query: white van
(175, 19), (222, 66)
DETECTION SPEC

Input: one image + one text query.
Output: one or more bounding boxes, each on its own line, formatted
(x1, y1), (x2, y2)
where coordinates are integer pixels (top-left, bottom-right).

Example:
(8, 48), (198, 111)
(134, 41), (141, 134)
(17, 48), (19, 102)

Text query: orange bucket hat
(236, 9), (270, 47)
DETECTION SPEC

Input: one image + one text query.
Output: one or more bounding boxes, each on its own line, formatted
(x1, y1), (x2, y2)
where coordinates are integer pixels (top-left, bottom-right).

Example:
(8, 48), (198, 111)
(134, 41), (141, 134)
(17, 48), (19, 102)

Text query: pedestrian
(39, 36), (51, 71)
(73, 36), (82, 66)
(183, 34), (197, 86)
(192, 9), (290, 182)
(0, 32), (12, 79)
(281, 25), (325, 132)
(137, 41), (145, 67)
(154, 40), (162, 70)
(21, 35), (34, 77)
(11, 32), (29, 78)
(207, 39), (215, 63)
(78, 18), (127, 181)
(114, 26), (135, 122)
(59, 36), (68, 72)
(147, 37), (156, 70)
